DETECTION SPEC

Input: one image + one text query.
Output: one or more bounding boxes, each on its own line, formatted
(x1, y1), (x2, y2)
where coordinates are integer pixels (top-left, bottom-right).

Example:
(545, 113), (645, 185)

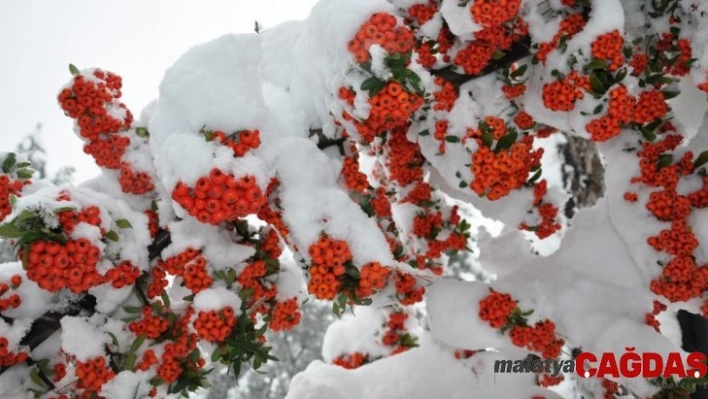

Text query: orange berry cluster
(470, 0), (521, 27)
(514, 111), (535, 130)
(193, 306), (236, 342)
(688, 176), (708, 208)
(470, 137), (543, 201)
(412, 211), (443, 238)
(156, 310), (200, 383)
(586, 85), (636, 142)
(136, 349), (158, 372)
(502, 84), (526, 100)
(238, 260), (277, 315)
(342, 82), (424, 143)
(172, 169), (266, 225)
(520, 180), (561, 239)
(210, 129), (261, 157)
(129, 306), (170, 339)
(433, 77), (458, 112)
(370, 187), (392, 218)
(535, 13), (586, 63)
(57, 202), (102, 234)
(508, 320), (564, 358)
(75, 356), (116, 396)
(145, 209), (159, 238)
(385, 127), (425, 186)
(646, 189), (691, 221)
(656, 33), (692, 76)
(347, 13), (415, 65)
(633, 90), (668, 124)
(53, 362), (67, 382)
(0, 173), (28, 221)
(538, 372), (564, 387)
(591, 30), (625, 71)
(630, 53), (649, 76)
(542, 72), (590, 112)
(161, 248), (214, 295)
(453, 19), (528, 75)
(381, 311), (413, 355)
(332, 352), (368, 369)
(104, 260), (141, 289)
(645, 300), (667, 332)
(147, 264), (168, 299)
(0, 275), (22, 311)
(356, 262), (391, 298)
(394, 272), (424, 305)
(22, 238), (103, 293)
(269, 298), (302, 332)
(307, 236), (352, 300)
(478, 290), (516, 329)
(119, 162), (154, 195)
(407, 1), (438, 26)
(58, 70), (133, 168)
(0, 337), (28, 367)
(82, 135), (130, 169)
(342, 156), (369, 194)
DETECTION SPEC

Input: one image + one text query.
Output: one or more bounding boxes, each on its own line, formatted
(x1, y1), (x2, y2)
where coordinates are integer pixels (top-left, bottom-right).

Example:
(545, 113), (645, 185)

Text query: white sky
(0, 0), (319, 183)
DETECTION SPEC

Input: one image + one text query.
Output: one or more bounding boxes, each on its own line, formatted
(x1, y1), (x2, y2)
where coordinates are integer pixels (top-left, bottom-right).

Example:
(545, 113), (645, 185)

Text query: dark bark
(558, 134), (605, 216)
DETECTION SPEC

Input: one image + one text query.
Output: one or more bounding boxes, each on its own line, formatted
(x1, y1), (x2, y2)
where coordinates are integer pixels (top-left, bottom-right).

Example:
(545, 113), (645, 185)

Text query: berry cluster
(381, 311), (416, 355)
(591, 30), (625, 71)
(535, 12), (586, 63)
(341, 82), (424, 143)
(193, 306), (236, 342)
(332, 352), (369, 369)
(478, 290), (517, 328)
(57, 70), (133, 165)
(356, 262), (390, 298)
(160, 248), (214, 295)
(586, 85), (636, 142)
(470, 0), (521, 27)
(129, 305), (170, 339)
(119, 162), (154, 195)
(520, 180), (561, 239)
(0, 171), (29, 221)
(0, 337), (28, 367)
(541, 71), (590, 112)
(307, 236), (352, 300)
(22, 238), (103, 293)
(268, 298), (302, 332)
(394, 272), (424, 305)
(341, 155), (370, 194)
(645, 300), (668, 332)
(238, 260), (277, 315)
(172, 169), (266, 225)
(509, 320), (564, 359)
(75, 356), (116, 396)
(209, 129), (261, 157)
(407, 1), (438, 26)
(469, 136), (543, 201)
(347, 13), (415, 65)
(0, 275), (22, 311)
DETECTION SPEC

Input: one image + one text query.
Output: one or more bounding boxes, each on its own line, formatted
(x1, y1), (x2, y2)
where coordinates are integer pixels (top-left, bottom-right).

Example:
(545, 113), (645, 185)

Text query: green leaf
(106, 332), (120, 348)
(615, 67), (628, 83)
(135, 127), (150, 138)
(693, 151), (708, 171)
(16, 168), (34, 179)
(69, 63), (80, 75)
(481, 131), (494, 148)
(445, 135), (460, 143)
(130, 334), (147, 354)
(589, 72), (606, 94)
(161, 291), (171, 308)
(418, 129), (430, 136)
(238, 287), (255, 298)
(29, 368), (45, 387)
(640, 127), (657, 141)
(657, 154), (673, 168)
(495, 129), (518, 151)
(115, 219), (133, 229)
(0, 223), (23, 239)
(661, 90), (680, 100)
(124, 352), (136, 371)
(124, 305), (142, 314)
(593, 104), (604, 115)
(346, 265), (361, 279)
(585, 58), (607, 71)
(2, 153), (16, 173)
(212, 348), (223, 362)
(361, 76), (384, 92)
(527, 169), (543, 185)
(491, 49), (505, 60)
(510, 64), (527, 79)
(105, 230), (120, 242)
(458, 180), (467, 189)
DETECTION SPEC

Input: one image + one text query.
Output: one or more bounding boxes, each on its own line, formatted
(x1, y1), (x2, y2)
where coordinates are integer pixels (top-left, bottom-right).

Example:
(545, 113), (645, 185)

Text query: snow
(60, 315), (107, 361)
(193, 286), (242, 312)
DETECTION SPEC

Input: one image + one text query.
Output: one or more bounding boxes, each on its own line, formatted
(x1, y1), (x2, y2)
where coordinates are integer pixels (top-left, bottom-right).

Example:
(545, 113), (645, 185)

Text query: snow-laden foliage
(1, 0), (708, 398)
